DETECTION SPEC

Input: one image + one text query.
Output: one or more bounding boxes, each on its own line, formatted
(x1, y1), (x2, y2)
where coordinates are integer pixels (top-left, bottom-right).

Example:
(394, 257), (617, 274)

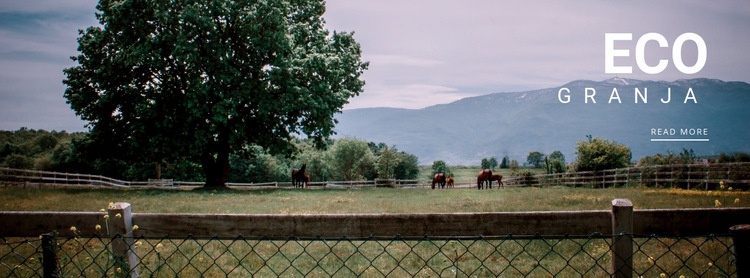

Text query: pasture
(1, 185), (746, 213)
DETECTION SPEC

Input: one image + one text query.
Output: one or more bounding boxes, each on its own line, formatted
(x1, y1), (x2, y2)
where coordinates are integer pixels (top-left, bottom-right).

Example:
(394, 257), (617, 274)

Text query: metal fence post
(731, 224), (750, 278)
(41, 232), (59, 278)
(611, 198), (633, 278)
(108, 202), (139, 278)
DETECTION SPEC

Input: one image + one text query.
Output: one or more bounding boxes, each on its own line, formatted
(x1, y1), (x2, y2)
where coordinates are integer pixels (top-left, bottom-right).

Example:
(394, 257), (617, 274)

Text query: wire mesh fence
(1, 233), (737, 277)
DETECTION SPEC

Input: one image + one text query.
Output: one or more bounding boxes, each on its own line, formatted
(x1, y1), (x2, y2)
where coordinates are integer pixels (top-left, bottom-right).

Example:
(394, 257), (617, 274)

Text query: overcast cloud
(1, 1), (749, 131)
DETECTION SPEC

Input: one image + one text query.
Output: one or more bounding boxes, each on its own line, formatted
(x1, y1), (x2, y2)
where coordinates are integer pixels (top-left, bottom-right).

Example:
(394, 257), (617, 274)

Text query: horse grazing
(477, 169), (493, 189)
(432, 173), (447, 189)
(291, 164), (307, 188)
(446, 175), (455, 188)
(491, 174), (504, 189)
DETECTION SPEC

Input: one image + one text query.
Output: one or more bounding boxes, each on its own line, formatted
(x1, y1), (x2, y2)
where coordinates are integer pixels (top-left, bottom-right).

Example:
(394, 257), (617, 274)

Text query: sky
(1, 1), (749, 132)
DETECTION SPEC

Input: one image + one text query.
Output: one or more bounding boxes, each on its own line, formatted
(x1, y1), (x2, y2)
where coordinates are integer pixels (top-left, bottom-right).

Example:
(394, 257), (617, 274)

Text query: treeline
(0, 129), (419, 182)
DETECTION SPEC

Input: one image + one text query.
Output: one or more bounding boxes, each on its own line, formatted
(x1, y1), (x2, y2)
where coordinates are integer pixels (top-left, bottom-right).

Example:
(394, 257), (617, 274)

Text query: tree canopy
(63, 0), (368, 187)
(574, 137), (632, 172)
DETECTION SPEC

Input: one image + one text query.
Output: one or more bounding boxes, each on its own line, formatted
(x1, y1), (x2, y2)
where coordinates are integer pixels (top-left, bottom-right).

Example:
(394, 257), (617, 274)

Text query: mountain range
(333, 78), (750, 165)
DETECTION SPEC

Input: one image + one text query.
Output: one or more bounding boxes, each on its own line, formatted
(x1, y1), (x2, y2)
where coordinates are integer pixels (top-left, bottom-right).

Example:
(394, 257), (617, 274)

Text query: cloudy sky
(1, 1), (749, 131)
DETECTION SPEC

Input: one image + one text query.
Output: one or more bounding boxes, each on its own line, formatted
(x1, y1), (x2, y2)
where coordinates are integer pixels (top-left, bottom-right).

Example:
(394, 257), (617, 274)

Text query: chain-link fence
(1, 232), (737, 277)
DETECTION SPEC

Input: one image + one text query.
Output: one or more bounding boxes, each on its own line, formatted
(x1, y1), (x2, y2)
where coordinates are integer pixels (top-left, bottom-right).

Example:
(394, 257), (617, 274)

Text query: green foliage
(715, 152), (750, 163)
(63, 0), (368, 187)
(638, 148), (697, 166)
(480, 157), (498, 170)
(431, 160), (451, 176)
(488, 157), (498, 169)
(327, 138), (375, 181)
(375, 146), (399, 179)
(574, 136), (632, 172)
(392, 152), (419, 180)
(480, 158), (490, 169)
(0, 128), (81, 171)
(500, 156), (509, 169)
(509, 159), (521, 172)
(527, 151), (544, 168)
(545, 151), (567, 174)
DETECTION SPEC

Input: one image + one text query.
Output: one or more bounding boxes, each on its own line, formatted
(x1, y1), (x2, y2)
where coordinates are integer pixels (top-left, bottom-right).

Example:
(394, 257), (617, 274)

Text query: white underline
(650, 138), (710, 142)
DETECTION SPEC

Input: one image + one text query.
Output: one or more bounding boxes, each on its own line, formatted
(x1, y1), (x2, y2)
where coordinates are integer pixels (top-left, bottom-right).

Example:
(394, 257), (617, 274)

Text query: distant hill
(334, 78), (750, 165)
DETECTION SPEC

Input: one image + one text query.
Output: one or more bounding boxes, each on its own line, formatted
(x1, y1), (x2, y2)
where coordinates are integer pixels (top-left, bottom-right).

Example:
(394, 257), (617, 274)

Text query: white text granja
(557, 87), (697, 104)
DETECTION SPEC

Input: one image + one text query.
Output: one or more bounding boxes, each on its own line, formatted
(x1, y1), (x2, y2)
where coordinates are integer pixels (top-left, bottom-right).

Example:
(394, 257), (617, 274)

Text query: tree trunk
(201, 134), (231, 189)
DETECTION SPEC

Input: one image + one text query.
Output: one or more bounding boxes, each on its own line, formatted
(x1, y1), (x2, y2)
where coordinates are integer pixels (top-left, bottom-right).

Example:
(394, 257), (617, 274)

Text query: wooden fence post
(731, 224), (750, 278)
(611, 198), (633, 278)
(41, 232), (59, 278)
(107, 202), (139, 278)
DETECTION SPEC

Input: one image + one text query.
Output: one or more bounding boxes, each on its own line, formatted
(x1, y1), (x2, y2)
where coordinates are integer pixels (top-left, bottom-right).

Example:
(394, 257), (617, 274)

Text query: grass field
(1, 185), (747, 213)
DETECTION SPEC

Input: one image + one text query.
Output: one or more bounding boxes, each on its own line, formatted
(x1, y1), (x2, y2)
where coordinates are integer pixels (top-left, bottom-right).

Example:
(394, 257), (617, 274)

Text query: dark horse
(491, 174), (504, 189)
(432, 173), (446, 189)
(477, 169), (493, 189)
(292, 164), (307, 188)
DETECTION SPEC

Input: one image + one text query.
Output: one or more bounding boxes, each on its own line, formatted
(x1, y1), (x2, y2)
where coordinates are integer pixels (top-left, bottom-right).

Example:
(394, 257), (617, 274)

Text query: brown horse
(477, 169), (492, 189)
(292, 164), (307, 188)
(446, 175), (455, 188)
(491, 174), (504, 189)
(432, 173), (446, 189)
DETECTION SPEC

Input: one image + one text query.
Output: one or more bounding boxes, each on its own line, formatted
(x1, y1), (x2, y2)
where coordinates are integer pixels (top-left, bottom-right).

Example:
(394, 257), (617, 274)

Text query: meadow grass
(1, 185), (747, 213)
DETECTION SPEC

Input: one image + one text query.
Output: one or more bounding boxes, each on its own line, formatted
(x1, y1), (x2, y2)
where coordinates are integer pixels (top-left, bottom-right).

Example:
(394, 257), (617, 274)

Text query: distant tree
(574, 137), (632, 172)
(500, 156), (509, 169)
(393, 152), (419, 180)
(376, 145), (399, 179)
(431, 160), (451, 176)
(545, 151), (566, 174)
(327, 138), (375, 181)
(489, 157), (498, 170)
(481, 158), (490, 169)
(63, 0), (368, 188)
(527, 151), (545, 168)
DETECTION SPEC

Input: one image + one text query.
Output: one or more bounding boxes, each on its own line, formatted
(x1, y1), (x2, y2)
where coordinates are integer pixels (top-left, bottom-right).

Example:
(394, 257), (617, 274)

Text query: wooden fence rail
(3, 162), (750, 190)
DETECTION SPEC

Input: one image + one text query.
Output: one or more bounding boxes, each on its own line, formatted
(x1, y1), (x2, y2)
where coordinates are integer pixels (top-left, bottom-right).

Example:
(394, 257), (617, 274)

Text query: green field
(1, 185), (746, 214)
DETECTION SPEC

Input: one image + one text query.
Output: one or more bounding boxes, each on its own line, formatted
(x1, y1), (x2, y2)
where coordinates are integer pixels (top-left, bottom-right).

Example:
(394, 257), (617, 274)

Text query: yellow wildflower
(103, 215), (110, 220)
(648, 256), (655, 264)
(736, 198), (741, 205)
(715, 200), (722, 207)
(116, 267), (122, 273)
(729, 187), (734, 191)
(115, 213), (122, 219)
(95, 224), (101, 231)
(720, 181), (725, 189)
(132, 225), (139, 231)
(708, 262), (713, 267)
(135, 241), (142, 247)
(99, 208), (105, 212)
(70, 226), (77, 232)
(660, 273), (666, 278)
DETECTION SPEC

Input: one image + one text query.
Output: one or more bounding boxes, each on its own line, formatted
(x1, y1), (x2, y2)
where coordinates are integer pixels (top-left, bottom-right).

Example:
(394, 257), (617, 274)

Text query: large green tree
(63, 0), (368, 187)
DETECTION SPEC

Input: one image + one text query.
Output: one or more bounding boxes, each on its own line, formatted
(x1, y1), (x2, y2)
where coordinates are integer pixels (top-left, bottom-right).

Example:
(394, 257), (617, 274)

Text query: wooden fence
(504, 162), (750, 189)
(2, 201), (750, 277)
(2, 162), (750, 190)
